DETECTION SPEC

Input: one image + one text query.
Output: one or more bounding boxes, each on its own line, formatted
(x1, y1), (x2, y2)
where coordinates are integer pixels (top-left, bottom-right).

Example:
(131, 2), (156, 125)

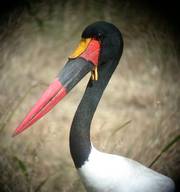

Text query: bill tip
(12, 131), (19, 137)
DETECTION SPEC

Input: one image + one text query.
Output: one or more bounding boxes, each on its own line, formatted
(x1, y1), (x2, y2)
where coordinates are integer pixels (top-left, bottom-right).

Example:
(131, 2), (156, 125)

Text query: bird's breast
(77, 146), (175, 192)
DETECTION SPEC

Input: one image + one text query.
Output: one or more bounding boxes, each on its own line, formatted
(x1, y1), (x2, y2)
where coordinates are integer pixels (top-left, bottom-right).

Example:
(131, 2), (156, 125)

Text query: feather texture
(78, 146), (175, 192)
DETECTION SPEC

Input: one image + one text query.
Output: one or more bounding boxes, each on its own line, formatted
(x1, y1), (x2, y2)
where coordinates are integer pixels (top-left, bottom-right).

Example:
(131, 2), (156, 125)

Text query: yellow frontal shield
(69, 38), (91, 59)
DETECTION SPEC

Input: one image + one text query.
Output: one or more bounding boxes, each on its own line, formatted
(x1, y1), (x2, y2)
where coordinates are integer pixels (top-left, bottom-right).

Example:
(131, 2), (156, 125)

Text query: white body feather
(78, 146), (175, 192)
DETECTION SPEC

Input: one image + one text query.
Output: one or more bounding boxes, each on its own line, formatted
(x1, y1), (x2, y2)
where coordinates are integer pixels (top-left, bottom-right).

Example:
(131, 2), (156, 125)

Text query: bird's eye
(98, 32), (103, 37)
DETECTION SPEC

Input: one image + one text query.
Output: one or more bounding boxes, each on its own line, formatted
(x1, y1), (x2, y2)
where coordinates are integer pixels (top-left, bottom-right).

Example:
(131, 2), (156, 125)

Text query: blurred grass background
(0, 0), (180, 191)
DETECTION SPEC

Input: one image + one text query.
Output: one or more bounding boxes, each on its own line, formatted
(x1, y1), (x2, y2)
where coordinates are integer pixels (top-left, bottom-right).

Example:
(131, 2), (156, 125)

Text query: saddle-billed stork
(13, 21), (175, 192)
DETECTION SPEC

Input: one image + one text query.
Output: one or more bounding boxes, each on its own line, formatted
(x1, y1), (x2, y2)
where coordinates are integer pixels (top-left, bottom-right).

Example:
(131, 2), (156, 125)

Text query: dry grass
(0, 0), (179, 191)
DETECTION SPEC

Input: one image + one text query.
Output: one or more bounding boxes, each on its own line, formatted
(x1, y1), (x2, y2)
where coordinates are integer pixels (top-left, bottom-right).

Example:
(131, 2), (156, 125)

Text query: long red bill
(13, 38), (100, 137)
(13, 79), (67, 136)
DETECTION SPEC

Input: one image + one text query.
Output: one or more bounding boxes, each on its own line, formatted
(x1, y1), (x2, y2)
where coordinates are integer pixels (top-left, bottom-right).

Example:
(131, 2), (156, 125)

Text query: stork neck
(70, 59), (118, 168)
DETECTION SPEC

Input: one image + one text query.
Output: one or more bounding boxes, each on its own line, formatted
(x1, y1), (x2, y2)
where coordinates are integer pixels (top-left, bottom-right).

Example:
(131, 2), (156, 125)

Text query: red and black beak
(13, 39), (100, 136)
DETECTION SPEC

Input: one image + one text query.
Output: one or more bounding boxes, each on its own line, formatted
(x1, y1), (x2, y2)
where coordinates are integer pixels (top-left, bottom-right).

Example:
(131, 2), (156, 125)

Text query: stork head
(82, 21), (123, 64)
(13, 21), (123, 136)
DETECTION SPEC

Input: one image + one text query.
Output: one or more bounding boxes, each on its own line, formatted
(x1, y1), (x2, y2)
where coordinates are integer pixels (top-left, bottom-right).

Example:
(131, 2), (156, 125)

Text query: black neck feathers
(69, 59), (120, 168)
